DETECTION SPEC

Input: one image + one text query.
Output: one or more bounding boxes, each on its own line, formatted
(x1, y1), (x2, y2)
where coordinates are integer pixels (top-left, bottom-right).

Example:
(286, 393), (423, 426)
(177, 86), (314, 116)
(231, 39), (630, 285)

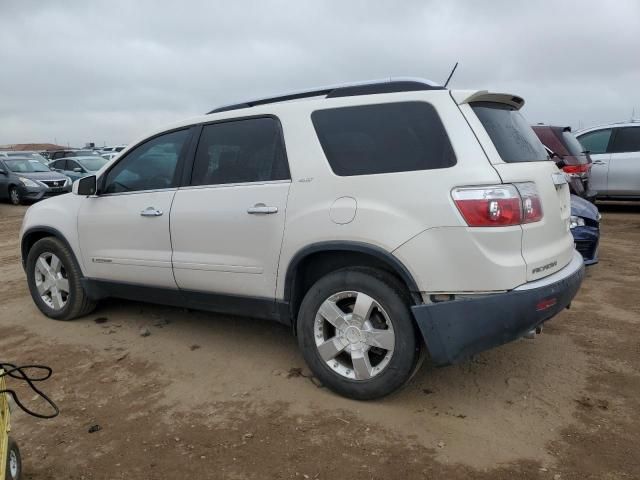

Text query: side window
(103, 129), (190, 194)
(577, 129), (612, 155)
(312, 102), (456, 176)
(610, 127), (640, 154)
(69, 161), (80, 171)
(190, 117), (289, 186)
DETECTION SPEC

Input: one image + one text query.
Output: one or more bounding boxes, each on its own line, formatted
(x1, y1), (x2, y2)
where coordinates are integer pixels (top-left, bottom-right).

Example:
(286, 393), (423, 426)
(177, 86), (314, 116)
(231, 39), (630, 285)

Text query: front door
(577, 128), (613, 195)
(607, 126), (640, 196)
(77, 128), (191, 288)
(170, 117), (291, 299)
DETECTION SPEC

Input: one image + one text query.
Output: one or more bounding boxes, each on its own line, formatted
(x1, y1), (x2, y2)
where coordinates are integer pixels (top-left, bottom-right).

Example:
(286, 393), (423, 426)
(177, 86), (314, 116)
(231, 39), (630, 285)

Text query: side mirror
(0, 169), (6, 175)
(73, 167), (83, 173)
(73, 175), (97, 196)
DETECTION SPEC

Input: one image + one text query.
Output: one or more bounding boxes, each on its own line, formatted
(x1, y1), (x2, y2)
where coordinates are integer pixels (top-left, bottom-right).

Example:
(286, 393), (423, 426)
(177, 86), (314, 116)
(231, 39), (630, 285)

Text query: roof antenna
(443, 62), (459, 88)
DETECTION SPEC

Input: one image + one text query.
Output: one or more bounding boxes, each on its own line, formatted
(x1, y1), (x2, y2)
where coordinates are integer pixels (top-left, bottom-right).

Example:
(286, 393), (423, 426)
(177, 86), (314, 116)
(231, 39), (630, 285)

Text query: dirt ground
(0, 202), (639, 480)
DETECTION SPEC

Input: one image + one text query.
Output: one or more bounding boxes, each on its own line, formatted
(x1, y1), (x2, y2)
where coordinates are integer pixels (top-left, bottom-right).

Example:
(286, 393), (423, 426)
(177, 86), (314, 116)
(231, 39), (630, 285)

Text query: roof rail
(207, 77), (444, 114)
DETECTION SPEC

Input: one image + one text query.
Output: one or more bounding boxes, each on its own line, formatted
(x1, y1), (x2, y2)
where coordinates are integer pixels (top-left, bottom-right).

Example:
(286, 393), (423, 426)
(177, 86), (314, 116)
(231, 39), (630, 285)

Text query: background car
(570, 194), (600, 265)
(99, 145), (126, 155)
(576, 121), (640, 199)
(100, 152), (120, 161)
(532, 125), (594, 200)
(48, 149), (100, 161)
(49, 155), (109, 182)
(0, 157), (71, 204)
(0, 151), (49, 165)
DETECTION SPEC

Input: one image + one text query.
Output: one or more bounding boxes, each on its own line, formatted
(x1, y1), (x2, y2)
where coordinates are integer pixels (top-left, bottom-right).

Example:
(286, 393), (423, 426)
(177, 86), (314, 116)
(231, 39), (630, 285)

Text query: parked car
(19, 78), (584, 399)
(0, 157), (71, 205)
(100, 145), (127, 154)
(0, 151), (49, 165)
(532, 125), (594, 200)
(100, 152), (120, 161)
(570, 194), (600, 265)
(48, 156), (109, 182)
(575, 121), (640, 199)
(48, 150), (100, 161)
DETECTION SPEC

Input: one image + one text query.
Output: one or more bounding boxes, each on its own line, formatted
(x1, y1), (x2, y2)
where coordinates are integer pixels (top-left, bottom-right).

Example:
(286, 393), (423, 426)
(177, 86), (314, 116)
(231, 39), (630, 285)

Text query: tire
(5, 437), (21, 480)
(26, 237), (96, 320)
(297, 267), (420, 400)
(9, 186), (21, 206)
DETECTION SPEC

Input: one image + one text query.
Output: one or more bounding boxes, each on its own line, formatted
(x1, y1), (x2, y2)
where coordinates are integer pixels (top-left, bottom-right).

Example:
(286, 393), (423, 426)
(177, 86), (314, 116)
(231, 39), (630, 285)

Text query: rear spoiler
(451, 90), (525, 110)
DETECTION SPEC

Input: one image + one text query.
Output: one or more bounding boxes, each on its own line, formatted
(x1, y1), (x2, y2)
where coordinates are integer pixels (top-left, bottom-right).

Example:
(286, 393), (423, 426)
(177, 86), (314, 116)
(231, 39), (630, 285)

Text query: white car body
(576, 121), (640, 198)
(20, 79), (584, 398)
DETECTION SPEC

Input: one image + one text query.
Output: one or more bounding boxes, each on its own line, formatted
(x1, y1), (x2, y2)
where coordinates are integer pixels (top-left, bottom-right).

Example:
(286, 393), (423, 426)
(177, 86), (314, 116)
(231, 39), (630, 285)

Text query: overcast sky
(1, 0), (639, 147)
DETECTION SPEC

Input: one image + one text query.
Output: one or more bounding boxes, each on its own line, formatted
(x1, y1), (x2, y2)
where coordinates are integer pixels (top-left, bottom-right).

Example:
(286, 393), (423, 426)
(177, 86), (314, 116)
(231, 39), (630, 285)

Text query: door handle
(592, 160), (606, 165)
(247, 203), (278, 214)
(140, 207), (163, 217)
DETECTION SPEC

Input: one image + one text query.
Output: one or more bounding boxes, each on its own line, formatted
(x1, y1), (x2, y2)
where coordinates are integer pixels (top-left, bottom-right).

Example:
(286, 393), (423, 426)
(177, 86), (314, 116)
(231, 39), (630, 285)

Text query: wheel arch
(283, 241), (422, 326)
(21, 227), (83, 275)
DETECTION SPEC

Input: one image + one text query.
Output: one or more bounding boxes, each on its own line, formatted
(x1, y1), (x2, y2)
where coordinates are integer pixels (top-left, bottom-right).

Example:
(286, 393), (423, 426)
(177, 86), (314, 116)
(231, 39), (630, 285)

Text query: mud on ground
(0, 202), (639, 479)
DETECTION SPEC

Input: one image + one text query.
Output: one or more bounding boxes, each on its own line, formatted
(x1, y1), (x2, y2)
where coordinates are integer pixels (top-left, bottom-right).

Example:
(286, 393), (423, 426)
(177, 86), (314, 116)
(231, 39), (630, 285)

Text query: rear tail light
(452, 183), (543, 227)
(515, 182), (543, 223)
(562, 163), (590, 175)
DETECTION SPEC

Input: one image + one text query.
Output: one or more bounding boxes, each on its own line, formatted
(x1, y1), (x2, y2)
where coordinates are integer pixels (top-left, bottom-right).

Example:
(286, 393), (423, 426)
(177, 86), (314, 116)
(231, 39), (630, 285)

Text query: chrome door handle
(592, 160), (605, 165)
(140, 207), (163, 217)
(247, 203), (278, 214)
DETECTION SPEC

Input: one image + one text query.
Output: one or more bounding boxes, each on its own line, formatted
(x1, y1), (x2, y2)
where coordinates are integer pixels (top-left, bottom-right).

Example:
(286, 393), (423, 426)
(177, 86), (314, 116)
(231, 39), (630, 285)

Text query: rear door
(170, 117), (291, 300)
(459, 97), (574, 281)
(576, 128), (613, 195)
(607, 126), (640, 196)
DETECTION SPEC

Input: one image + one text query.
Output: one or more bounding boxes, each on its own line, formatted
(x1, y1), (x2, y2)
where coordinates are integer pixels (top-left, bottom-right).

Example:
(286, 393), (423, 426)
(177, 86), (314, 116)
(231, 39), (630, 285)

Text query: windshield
(78, 157), (108, 171)
(6, 152), (48, 164)
(4, 159), (51, 173)
(472, 102), (549, 162)
(561, 131), (586, 157)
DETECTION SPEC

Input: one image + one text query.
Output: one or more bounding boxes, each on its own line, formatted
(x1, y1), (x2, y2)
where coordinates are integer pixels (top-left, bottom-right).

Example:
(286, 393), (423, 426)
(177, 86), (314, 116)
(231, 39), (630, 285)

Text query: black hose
(0, 363), (59, 419)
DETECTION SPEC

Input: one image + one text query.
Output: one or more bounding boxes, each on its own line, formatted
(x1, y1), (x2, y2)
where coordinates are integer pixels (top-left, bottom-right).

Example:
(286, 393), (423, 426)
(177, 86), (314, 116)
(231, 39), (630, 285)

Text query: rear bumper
(411, 251), (585, 366)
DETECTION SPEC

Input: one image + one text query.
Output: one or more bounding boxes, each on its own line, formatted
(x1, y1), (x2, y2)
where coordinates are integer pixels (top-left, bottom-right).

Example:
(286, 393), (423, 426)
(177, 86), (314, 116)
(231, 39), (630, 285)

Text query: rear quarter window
(311, 102), (456, 176)
(472, 102), (548, 163)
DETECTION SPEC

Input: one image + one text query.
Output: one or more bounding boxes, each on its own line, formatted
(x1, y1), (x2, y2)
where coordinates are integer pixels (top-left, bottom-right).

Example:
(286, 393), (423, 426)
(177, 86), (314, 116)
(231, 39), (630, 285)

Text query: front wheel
(297, 268), (420, 400)
(26, 237), (96, 320)
(9, 186), (21, 205)
(5, 437), (21, 480)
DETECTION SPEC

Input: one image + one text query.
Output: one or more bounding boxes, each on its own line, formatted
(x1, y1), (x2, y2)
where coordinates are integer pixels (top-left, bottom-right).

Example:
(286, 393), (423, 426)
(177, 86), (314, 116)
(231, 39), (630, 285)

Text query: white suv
(20, 79), (584, 400)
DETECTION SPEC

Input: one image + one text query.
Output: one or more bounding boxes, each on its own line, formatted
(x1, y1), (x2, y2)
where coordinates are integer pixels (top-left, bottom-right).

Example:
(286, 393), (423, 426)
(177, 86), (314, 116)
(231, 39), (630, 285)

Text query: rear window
(472, 102), (548, 163)
(312, 102), (456, 176)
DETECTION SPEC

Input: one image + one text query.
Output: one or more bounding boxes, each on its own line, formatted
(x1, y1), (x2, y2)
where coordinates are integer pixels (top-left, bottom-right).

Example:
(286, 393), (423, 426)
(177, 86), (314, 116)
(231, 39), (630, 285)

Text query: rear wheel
(5, 437), (21, 480)
(9, 186), (21, 205)
(297, 268), (420, 400)
(26, 237), (96, 320)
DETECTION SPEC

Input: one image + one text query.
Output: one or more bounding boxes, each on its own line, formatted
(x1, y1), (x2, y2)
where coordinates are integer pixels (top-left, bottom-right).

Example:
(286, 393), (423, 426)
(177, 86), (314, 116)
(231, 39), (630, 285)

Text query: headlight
(19, 177), (40, 188)
(569, 215), (585, 229)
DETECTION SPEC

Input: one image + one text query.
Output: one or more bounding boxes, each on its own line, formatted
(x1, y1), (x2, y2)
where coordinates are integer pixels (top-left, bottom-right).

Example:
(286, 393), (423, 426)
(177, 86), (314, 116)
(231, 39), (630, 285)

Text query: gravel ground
(1, 201), (639, 479)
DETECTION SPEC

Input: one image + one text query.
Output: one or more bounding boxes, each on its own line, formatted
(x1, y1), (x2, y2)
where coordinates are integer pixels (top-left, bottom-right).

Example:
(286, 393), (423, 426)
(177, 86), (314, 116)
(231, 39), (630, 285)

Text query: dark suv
(532, 125), (594, 200)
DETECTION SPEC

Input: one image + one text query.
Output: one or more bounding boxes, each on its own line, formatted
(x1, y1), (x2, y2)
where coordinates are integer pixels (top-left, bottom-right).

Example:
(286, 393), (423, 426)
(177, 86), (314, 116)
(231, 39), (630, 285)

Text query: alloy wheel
(314, 291), (395, 380)
(9, 188), (20, 205)
(34, 252), (70, 310)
